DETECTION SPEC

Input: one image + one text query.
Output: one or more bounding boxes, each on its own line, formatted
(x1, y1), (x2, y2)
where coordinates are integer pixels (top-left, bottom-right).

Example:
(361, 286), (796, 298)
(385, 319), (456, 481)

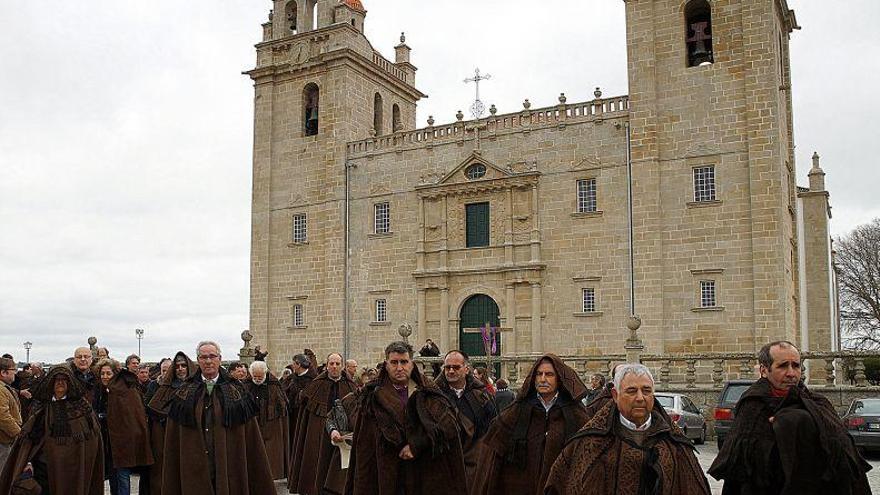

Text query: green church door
(459, 294), (501, 377)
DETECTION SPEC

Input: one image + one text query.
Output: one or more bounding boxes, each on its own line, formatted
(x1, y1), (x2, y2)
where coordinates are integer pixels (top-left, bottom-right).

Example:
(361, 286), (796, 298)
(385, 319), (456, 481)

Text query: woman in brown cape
(471, 354), (589, 495)
(0, 365), (104, 495)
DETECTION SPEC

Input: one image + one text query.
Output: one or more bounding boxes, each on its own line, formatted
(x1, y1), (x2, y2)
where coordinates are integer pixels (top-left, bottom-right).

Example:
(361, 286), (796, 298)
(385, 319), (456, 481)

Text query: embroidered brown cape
(471, 354), (589, 495)
(345, 366), (468, 495)
(105, 369), (154, 469)
(244, 373), (289, 480)
(544, 400), (710, 495)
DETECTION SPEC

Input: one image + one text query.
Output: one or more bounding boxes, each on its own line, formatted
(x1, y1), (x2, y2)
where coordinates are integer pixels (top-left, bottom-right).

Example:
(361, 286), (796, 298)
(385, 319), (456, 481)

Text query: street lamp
(23, 341), (32, 363)
(135, 328), (144, 357)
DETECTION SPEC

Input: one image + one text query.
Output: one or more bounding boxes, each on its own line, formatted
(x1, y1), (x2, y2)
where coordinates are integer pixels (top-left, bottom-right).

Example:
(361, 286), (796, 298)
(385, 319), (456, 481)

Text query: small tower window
(303, 83), (319, 136)
(685, 0), (714, 67)
(373, 93), (384, 135)
(392, 104), (401, 132)
(286, 1), (298, 34)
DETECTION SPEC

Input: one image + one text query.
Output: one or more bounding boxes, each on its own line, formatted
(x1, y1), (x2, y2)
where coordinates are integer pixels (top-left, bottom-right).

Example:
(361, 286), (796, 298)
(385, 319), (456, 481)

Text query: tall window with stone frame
(693, 166), (716, 202)
(577, 178), (597, 213)
(465, 202), (490, 248)
(375, 299), (387, 323)
(374, 202), (390, 234)
(582, 288), (597, 313)
(292, 304), (304, 327)
(699, 280), (717, 308)
(292, 213), (307, 243)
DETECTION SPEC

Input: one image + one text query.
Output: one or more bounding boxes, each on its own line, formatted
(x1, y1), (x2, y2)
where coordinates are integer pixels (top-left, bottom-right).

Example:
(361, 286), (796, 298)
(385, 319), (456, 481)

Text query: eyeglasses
(443, 365), (463, 371)
(198, 354), (220, 361)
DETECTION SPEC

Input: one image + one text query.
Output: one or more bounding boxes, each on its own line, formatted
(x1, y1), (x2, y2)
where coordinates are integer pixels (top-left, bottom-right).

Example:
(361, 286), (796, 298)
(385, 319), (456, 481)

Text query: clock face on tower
(292, 43), (310, 65)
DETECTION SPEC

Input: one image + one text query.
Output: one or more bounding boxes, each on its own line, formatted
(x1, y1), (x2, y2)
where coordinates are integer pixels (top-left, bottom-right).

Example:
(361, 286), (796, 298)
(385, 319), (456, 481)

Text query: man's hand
(19, 389), (32, 400)
(398, 444), (414, 460)
(330, 430), (343, 443)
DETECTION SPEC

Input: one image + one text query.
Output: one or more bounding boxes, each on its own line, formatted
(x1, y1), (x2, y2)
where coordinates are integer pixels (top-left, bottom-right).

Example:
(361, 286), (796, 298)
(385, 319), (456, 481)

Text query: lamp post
(23, 341), (32, 363)
(135, 328), (144, 357)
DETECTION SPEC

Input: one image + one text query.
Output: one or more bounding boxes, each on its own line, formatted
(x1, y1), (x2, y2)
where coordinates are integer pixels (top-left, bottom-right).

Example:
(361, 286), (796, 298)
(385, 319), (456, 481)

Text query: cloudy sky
(1, 1), (878, 364)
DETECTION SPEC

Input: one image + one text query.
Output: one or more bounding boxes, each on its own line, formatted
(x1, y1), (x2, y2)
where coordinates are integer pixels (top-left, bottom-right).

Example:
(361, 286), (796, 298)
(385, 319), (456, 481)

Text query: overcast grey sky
(1, 1), (878, 364)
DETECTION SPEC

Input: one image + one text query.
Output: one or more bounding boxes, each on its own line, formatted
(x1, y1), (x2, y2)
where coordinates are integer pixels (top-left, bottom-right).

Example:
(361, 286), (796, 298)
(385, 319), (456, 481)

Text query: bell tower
(623, 0), (803, 352)
(247, 0), (425, 365)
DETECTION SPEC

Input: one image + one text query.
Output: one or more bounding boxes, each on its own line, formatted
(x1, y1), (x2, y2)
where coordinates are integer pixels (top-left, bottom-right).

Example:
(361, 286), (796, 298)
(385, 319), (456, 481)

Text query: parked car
(655, 393), (707, 444)
(843, 398), (880, 452)
(713, 379), (755, 449)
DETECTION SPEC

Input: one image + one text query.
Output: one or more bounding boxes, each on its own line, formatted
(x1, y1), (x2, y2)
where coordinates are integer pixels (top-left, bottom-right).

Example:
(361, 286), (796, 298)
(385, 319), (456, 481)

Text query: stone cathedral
(246, 0), (837, 372)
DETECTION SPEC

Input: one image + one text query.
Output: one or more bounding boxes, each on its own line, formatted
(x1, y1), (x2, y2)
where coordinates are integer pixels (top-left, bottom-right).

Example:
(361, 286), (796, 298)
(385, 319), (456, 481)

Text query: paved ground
(111, 441), (880, 494)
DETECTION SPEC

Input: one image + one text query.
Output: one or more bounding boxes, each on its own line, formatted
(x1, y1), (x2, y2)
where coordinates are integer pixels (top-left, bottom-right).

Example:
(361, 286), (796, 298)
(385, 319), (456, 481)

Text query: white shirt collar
(538, 392), (559, 412)
(51, 395), (67, 402)
(297, 369), (309, 377)
(202, 374), (217, 383)
(619, 412), (652, 431)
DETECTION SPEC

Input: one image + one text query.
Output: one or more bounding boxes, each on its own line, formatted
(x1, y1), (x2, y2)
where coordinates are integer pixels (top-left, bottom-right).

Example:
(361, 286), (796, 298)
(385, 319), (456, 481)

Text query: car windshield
(850, 399), (880, 415)
(722, 384), (751, 404)
(656, 396), (675, 408)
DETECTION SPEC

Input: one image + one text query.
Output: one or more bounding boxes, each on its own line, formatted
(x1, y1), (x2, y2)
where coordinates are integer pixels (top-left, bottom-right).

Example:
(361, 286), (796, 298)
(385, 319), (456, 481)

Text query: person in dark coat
(345, 341), (467, 495)
(71, 346), (99, 407)
(418, 339), (442, 377)
(282, 352), (316, 480)
(709, 341), (871, 495)
(244, 360), (289, 481)
(161, 341), (274, 495)
(0, 365), (105, 495)
(471, 354), (588, 495)
(493, 379), (515, 412)
(146, 353), (196, 495)
(289, 353), (358, 495)
(544, 363), (710, 495)
(433, 350), (496, 487)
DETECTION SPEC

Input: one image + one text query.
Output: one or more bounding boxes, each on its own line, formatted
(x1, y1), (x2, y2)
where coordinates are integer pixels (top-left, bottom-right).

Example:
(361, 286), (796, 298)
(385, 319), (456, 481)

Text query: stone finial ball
(241, 330), (253, 343)
(88, 336), (97, 346)
(626, 316), (642, 331)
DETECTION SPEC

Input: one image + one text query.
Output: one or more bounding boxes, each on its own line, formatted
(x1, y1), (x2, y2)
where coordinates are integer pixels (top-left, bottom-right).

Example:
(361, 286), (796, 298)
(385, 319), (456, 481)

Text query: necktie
(206, 379), (215, 395)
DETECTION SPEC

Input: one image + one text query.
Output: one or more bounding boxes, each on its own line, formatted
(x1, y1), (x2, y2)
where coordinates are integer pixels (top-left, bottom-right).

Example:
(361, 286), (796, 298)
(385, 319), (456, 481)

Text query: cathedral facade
(247, 0), (837, 371)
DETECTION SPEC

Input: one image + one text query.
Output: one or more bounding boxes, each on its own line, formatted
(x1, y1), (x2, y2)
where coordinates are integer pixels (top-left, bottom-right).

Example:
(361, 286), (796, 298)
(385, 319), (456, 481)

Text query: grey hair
(196, 340), (222, 357)
(292, 353), (311, 368)
(613, 363), (655, 390)
(249, 360), (268, 374)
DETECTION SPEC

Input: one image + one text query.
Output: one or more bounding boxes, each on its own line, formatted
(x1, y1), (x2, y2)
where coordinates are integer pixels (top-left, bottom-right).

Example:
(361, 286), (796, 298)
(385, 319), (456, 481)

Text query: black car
(713, 379), (755, 449)
(843, 398), (880, 452)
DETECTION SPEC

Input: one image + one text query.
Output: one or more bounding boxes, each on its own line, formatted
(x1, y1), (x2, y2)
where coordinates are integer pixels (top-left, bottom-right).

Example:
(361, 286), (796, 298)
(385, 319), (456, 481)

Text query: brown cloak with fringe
(583, 383), (613, 420)
(708, 378), (871, 495)
(145, 351), (197, 495)
(105, 369), (154, 469)
(0, 365), (104, 495)
(161, 368), (275, 495)
(243, 373), (289, 480)
(282, 367), (316, 476)
(471, 354), (589, 495)
(288, 371), (357, 494)
(544, 400), (710, 495)
(344, 365), (468, 495)
(434, 373), (497, 486)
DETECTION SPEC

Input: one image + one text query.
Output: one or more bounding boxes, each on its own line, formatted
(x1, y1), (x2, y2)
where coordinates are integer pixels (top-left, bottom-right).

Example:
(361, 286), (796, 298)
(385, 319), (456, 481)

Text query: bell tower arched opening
(303, 83), (319, 136)
(685, 0), (714, 67)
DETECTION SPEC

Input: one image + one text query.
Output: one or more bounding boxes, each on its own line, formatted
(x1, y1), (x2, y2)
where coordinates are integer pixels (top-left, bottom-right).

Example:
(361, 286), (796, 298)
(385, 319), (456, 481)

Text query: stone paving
(110, 441), (880, 494)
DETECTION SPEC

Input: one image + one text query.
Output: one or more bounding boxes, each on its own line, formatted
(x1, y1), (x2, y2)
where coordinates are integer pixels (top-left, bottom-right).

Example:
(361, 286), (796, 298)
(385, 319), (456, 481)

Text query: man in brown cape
(282, 352), (316, 475)
(709, 341), (871, 495)
(433, 350), (497, 486)
(244, 360), (289, 481)
(471, 353), (588, 495)
(146, 352), (197, 495)
(161, 341), (275, 495)
(544, 363), (710, 495)
(0, 365), (104, 495)
(345, 341), (467, 495)
(289, 353), (357, 494)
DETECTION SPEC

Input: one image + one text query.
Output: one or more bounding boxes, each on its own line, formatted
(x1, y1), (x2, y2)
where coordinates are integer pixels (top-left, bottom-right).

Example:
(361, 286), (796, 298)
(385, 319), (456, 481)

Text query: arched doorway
(459, 294), (501, 377)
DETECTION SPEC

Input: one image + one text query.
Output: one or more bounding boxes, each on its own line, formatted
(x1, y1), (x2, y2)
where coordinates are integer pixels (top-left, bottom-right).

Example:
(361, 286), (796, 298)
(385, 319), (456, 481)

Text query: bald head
(73, 347), (92, 372)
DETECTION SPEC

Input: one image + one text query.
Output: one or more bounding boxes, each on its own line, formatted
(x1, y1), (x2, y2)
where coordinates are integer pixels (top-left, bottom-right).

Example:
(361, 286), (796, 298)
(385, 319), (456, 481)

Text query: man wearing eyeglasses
(0, 357), (23, 468)
(70, 346), (98, 407)
(161, 341), (275, 495)
(434, 350), (497, 487)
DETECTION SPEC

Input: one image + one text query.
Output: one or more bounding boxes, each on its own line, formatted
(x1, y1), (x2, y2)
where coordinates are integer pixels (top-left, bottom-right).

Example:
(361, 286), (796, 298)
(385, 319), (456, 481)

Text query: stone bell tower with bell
(246, 0), (425, 367)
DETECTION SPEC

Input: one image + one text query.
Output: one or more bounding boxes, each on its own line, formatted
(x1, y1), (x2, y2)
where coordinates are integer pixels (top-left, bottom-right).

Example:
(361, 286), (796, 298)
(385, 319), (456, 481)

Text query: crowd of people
(0, 339), (873, 494)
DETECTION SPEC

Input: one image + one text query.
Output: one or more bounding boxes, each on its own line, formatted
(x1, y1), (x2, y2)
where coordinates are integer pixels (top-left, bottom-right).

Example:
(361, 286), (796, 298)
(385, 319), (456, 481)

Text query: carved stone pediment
(417, 151), (539, 198)
(572, 153), (603, 171)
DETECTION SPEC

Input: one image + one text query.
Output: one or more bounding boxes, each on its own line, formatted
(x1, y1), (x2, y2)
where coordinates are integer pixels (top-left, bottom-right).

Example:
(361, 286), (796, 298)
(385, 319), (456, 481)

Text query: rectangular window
(292, 213), (307, 243)
(375, 299), (387, 322)
(693, 166), (716, 202)
(292, 304), (304, 327)
(374, 202), (390, 234)
(577, 178), (597, 213)
(465, 202), (490, 248)
(700, 280), (716, 308)
(582, 288), (596, 313)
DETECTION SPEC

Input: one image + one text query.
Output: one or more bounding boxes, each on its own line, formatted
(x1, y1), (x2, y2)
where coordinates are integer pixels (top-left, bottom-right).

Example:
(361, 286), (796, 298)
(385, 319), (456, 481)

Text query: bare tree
(838, 218), (880, 350)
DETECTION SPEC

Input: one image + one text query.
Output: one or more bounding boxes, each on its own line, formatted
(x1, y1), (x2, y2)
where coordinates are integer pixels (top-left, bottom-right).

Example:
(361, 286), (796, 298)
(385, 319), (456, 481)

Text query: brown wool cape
(708, 378), (871, 495)
(288, 371), (357, 494)
(0, 365), (105, 495)
(281, 367), (316, 479)
(145, 351), (197, 495)
(161, 368), (276, 495)
(243, 374), (289, 480)
(344, 365), (468, 495)
(106, 369), (154, 469)
(544, 400), (711, 495)
(471, 354), (589, 495)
